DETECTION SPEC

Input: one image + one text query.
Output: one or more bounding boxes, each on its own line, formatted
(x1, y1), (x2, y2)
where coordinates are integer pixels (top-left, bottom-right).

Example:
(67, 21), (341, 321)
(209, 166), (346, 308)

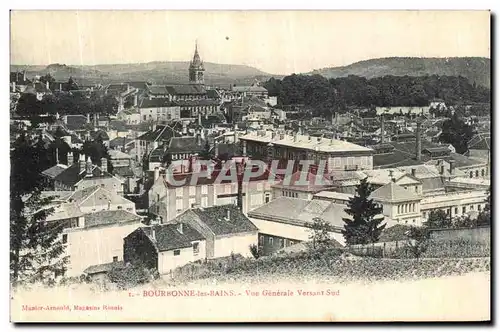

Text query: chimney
(86, 113), (90, 124)
(411, 168), (416, 177)
(242, 140), (247, 157)
(389, 169), (394, 181)
(182, 122), (187, 135)
(85, 156), (93, 176)
(151, 228), (156, 241)
(449, 160), (455, 174)
(101, 157), (108, 173)
(46, 81), (49, 90)
(380, 114), (385, 143)
(79, 154), (86, 172)
(214, 142), (219, 158)
(416, 118), (422, 161)
(68, 152), (74, 166)
(177, 223), (184, 234)
(196, 132), (202, 146)
(198, 112), (202, 126)
(63, 115), (68, 124)
(154, 167), (160, 181)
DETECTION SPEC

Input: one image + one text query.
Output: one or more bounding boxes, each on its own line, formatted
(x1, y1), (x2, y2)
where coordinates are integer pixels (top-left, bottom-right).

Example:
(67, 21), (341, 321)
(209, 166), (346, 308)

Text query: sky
(10, 10), (491, 75)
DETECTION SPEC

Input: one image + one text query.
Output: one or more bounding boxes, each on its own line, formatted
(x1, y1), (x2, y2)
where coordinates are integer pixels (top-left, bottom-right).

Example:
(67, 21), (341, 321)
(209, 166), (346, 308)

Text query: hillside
(309, 57), (491, 88)
(10, 62), (280, 87)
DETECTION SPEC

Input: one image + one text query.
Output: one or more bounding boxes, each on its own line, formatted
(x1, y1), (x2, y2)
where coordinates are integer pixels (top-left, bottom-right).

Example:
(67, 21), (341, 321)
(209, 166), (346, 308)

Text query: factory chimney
(415, 118), (422, 161)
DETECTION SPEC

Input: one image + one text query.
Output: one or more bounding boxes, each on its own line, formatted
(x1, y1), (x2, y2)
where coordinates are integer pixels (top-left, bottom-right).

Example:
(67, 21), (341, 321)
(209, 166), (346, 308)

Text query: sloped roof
(167, 136), (205, 154)
(42, 164), (68, 179)
(65, 115), (88, 131)
(84, 210), (142, 228)
(370, 182), (421, 203)
(109, 137), (133, 149)
(147, 85), (169, 95)
(188, 205), (258, 236)
(273, 169), (334, 192)
(53, 163), (114, 187)
(67, 185), (132, 208)
(46, 202), (84, 221)
(136, 125), (178, 142)
(166, 84), (207, 95)
(84, 261), (125, 275)
(468, 133), (491, 150)
(142, 223), (205, 251)
(108, 149), (132, 160)
(139, 98), (178, 109)
(231, 85), (268, 93)
(90, 130), (110, 141)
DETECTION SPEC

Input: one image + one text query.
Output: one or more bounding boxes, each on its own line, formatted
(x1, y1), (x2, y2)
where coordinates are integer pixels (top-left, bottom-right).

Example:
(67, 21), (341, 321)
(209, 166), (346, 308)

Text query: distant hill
(308, 57), (491, 88)
(10, 62), (281, 88)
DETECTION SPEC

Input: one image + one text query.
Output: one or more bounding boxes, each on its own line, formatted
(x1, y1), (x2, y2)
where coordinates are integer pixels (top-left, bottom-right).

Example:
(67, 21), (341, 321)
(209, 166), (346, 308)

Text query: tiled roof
(468, 133), (491, 150)
(136, 125), (178, 142)
(147, 85), (169, 95)
(142, 223), (204, 252)
(113, 165), (136, 178)
(139, 98), (178, 109)
(65, 115), (88, 131)
(53, 163), (114, 187)
(84, 210), (142, 228)
(188, 205), (258, 236)
(109, 137), (133, 149)
(42, 164), (68, 179)
(149, 147), (164, 163)
(67, 185), (132, 207)
(174, 99), (220, 107)
(239, 132), (373, 153)
(46, 202), (84, 221)
(231, 85), (268, 93)
(206, 89), (220, 99)
(167, 136), (205, 154)
(370, 182), (421, 203)
(166, 84), (206, 95)
(273, 169), (334, 192)
(83, 261), (125, 275)
(109, 149), (132, 160)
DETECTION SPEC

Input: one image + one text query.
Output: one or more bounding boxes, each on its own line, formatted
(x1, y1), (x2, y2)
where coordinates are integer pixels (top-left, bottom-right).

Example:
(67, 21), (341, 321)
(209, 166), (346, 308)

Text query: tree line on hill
(264, 74), (490, 117)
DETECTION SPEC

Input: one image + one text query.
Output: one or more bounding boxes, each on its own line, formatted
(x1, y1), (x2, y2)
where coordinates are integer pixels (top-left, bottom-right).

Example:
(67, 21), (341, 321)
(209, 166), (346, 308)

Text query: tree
(11, 135), (67, 285)
(342, 178), (386, 245)
(249, 244), (262, 259)
(438, 113), (474, 154)
(404, 226), (430, 261)
(306, 217), (332, 249)
(107, 263), (154, 290)
(453, 215), (477, 228)
(423, 209), (452, 229)
(39, 73), (55, 86)
(198, 141), (213, 160)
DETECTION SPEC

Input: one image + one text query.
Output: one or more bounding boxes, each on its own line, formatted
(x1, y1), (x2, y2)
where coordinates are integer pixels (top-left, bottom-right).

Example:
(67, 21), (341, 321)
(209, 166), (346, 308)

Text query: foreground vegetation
(170, 249), (490, 285)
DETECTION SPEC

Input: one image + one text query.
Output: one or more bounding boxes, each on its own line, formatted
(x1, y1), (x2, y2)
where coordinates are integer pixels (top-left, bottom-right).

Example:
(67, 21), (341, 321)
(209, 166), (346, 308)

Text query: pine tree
(11, 134), (68, 285)
(342, 178), (386, 245)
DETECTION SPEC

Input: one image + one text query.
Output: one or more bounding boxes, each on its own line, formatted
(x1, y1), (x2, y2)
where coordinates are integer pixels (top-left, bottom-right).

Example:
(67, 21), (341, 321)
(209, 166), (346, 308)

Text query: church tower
(189, 41), (205, 85)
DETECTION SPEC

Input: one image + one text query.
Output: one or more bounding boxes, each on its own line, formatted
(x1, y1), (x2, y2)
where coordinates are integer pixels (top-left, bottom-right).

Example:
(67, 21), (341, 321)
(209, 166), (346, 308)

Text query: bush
(107, 263), (153, 290)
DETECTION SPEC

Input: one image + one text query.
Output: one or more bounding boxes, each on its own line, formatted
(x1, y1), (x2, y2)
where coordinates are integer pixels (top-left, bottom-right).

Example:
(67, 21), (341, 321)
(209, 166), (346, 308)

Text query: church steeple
(189, 40), (205, 85)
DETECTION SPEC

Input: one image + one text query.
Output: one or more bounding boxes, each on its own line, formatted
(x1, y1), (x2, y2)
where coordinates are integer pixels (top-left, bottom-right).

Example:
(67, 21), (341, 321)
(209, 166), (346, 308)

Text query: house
(231, 84), (269, 99)
(123, 222), (205, 275)
(163, 135), (206, 174)
(23, 81), (52, 100)
(467, 133), (490, 163)
(52, 154), (124, 194)
(10, 71), (31, 92)
(375, 106), (430, 116)
(173, 205), (258, 259)
(135, 125), (179, 161)
(271, 169), (335, 200)
(247, 197), (354, 255)
(148, 167), (273, 222)
(109, 149), (133, 167)
(116, 108), (141, 125)
(61, 210), (143, 277)
(138, 98), (181, 123)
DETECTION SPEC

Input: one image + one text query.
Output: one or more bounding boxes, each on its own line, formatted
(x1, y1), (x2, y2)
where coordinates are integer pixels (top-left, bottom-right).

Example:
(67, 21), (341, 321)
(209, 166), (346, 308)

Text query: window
(193, 242), (199, 255)
(280, 239), (284, 248)
(463, 206), (467, 214)
(62, 234), (68, 244)
(475, 170), (479, 177)
(415, 186), (418, 193)
(113, 256), (118, 262)
(454, 207), (458, 215)
(259, 236), (264, 245)
(174, 250), (181, 256)
(470, 205), (474, 211)
(478, 205), (482, 211)
(481, 169), (485, 177)
(117, 206), (122, 210)
(398, 205), (401, 214)
(265, 193), (270, 204)
(269, 237), (274, 245)
(423, 212), (427, 218)
(470, 171), (473, 178)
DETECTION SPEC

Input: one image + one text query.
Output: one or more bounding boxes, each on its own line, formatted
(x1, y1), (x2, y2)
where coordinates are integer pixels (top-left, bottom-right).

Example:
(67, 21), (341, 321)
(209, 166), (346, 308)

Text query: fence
(348, 238), (490, 259)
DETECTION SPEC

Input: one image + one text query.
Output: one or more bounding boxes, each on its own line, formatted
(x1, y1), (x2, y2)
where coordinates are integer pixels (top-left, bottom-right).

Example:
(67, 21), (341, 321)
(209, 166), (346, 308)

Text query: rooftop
(370, 182), (421, 203)
(187, 205), (258, 236)
(142, 223), (204, 252)
(239, 131), (373, 153)
(84, 210), (142, 228)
